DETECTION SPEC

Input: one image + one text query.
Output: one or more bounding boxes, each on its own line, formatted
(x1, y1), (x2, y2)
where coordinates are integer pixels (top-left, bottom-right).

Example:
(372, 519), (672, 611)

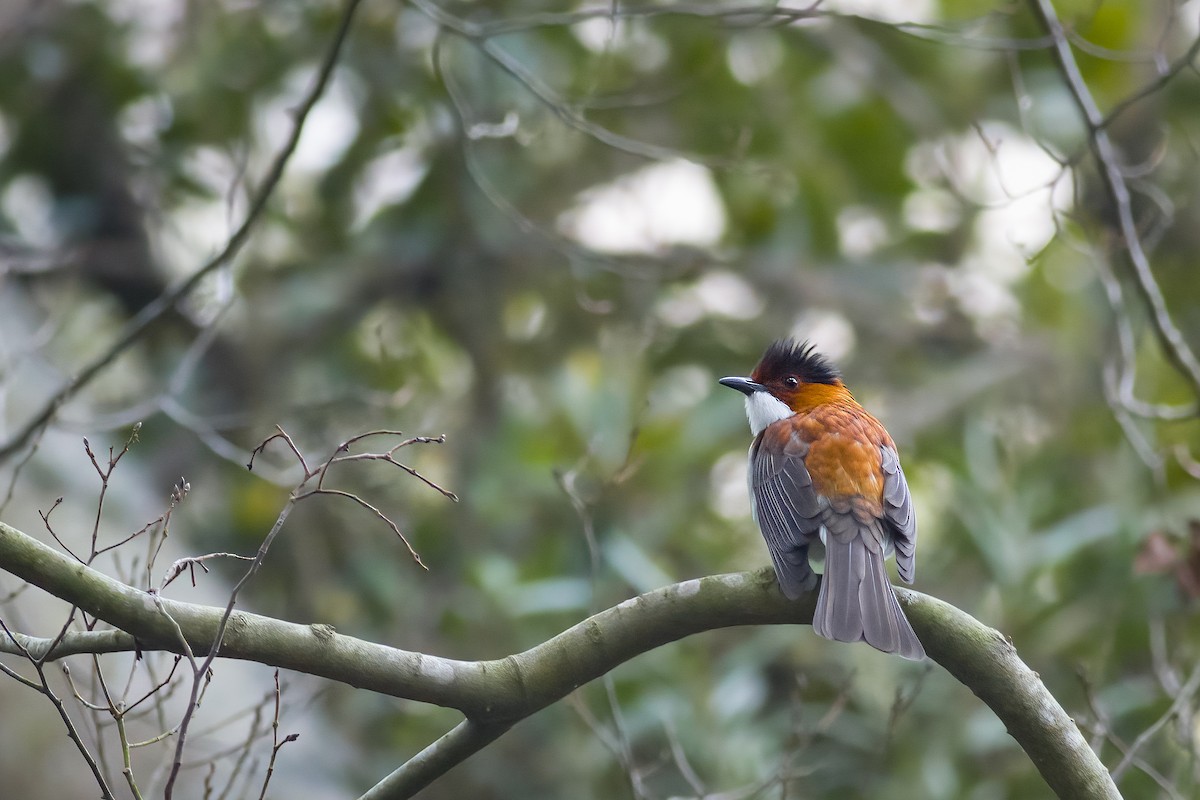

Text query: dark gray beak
(719, 376), (766, 395)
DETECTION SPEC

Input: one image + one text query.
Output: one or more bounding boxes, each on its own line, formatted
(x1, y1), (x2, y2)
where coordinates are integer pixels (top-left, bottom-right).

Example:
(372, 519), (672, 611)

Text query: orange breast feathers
(791, 403), (895, 510)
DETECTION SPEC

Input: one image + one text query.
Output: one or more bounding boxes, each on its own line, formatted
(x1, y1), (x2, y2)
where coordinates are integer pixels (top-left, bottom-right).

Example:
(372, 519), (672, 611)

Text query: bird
(719, 339), (924, 660)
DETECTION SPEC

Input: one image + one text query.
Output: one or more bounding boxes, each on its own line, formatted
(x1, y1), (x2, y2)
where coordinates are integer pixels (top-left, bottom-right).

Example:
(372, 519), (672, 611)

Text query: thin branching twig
(154, 1), (368, 793)
(1031, 0), (1200, 406)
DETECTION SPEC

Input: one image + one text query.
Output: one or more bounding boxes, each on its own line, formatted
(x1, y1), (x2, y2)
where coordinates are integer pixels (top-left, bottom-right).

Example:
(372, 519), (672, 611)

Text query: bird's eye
(784, 376), (799, 387)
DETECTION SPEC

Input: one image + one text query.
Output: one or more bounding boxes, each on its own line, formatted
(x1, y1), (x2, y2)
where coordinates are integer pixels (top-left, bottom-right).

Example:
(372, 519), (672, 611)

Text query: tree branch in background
(0, 520), (1119, 800)
(0, 0), (366, 464)
(1030, 0), (1200, 406)
(256, 670), (300, 800)
(160, 423), (446, 797)
(0, 618), (117, 799)
(1099, 33), (1200, 130)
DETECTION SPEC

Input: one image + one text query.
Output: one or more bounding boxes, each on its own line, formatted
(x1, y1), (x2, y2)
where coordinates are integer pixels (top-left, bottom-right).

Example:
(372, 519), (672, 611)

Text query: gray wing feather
(748, 432), (822, 599)
(879, 445), (917, 584)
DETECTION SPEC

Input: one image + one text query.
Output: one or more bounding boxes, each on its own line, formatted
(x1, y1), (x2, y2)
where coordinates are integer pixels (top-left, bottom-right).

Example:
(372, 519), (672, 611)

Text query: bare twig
(61, 663), (110, 711)
(160, 496), (296, 799)
(1095, 254), (1198, 422)
(409, 0), (1051, 55)
(256, 670), (299, 800)
(304, 488), (428, 569)
(1076, 665), (1117, 758)
(886, 662), (933, 747)
(214, 700), (267, 800)
(565, 691), (651, 799)
(1077, 662), (1188, 799)
(1111, 662), (1200, 782)
(39, 496), (81, 563)
(252, 427), (459, 568)
(0, 424), (44, 517)
(152, 422), (450, 793)
(96, 474), (189, 561)
(413, 0), (736, 167)
(434, 1), (823, 38)
(1101, 32), (1200, 129)
(1031, 0), (1200, 405)
(155, 2), (367, 793)
(124, 656), (184, 715)
(0, 616), (116, 798)
(82, 418), (140, 563)
(324, 432), (458, 500)
(0, 0), (359, 463)
(249, 425), (311, 477)
(159, 553), (256, 592)
(661, 715), (707, 796)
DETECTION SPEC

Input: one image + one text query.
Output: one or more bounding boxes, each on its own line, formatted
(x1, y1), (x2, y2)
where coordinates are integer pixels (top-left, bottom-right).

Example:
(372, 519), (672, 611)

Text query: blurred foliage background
(1, 0), (1200, 797)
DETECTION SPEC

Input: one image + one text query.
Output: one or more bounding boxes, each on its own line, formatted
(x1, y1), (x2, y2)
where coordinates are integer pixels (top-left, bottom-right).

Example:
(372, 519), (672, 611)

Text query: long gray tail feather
(814, 536), (925, 661)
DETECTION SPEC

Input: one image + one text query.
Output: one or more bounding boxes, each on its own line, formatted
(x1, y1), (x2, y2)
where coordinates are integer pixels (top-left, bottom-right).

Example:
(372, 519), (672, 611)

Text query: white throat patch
(744, 391), (794, 435)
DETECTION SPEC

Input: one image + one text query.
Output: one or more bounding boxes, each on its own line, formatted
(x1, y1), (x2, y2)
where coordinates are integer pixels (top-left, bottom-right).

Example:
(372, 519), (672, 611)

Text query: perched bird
(720, 340), (924, 660)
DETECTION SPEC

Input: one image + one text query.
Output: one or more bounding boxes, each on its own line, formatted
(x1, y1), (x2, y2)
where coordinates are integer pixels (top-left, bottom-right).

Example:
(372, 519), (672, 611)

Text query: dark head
(719, 340), (849, 422)
(751, 339), (841, 388)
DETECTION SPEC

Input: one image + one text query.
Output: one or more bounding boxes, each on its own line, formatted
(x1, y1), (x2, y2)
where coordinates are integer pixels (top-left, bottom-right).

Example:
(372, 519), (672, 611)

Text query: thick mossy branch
(903, 593), (1119, 799)
(0, 521), (1117, 799)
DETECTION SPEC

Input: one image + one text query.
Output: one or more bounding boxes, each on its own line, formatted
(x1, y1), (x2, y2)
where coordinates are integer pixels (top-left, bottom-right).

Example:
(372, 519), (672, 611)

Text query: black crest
(753, 339), (842, 385)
